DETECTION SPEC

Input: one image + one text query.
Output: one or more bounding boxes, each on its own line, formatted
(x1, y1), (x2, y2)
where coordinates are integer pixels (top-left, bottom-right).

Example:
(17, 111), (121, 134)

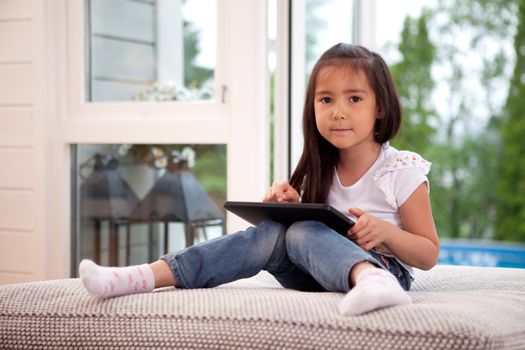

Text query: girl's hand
(347, 208), (388, 250)
(262, 182), (300, 203)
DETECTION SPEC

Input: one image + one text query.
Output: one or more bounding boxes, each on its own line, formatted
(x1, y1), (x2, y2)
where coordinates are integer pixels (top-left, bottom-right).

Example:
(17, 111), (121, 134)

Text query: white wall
(0, 0), (50, 284)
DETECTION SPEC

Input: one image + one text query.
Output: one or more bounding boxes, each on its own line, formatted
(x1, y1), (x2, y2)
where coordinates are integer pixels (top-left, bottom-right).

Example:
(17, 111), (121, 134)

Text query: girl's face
(314, 64), (379, 152)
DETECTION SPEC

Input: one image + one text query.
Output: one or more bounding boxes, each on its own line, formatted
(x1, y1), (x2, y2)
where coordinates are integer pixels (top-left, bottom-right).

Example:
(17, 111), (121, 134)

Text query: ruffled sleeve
(373, 151), (431, 209)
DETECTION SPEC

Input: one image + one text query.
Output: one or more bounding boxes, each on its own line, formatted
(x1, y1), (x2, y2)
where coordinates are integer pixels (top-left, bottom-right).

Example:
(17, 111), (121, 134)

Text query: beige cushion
(1, 265), (525, 349)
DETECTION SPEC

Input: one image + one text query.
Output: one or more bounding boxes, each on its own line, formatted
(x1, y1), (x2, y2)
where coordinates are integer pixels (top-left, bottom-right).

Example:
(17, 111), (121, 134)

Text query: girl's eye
(350, 96), (362, 103)
(319, 97), (331, 104)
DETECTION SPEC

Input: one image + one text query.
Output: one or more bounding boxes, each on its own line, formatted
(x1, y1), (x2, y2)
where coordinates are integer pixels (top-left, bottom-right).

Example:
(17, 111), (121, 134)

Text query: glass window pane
(376, 0), (525, 267)
(72, 144), (226, 273)
(304, 0), (354, 76)
(86, 0), (216, 102)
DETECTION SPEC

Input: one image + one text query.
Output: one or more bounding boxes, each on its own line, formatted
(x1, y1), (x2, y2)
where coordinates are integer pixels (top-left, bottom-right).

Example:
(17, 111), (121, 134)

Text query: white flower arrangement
(133, 81), (214, 102)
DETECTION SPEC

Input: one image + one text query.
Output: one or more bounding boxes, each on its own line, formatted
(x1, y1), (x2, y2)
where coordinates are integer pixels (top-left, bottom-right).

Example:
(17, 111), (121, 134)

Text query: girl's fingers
(361, 241), (375, 251)
(263, 182), (300, 203)
(275, 187), (285, 201)
(349, 227), (364, 241)
(350, 217), (365, 234)
(355, 237), (373, 250)
(277, 182), (298, 202)
(264, 182), (292, 202)
(352, 228), (373, 245)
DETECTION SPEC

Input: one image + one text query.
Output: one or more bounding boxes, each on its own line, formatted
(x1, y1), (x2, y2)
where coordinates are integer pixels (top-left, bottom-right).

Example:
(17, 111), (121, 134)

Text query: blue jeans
(161, 220), (412, 292)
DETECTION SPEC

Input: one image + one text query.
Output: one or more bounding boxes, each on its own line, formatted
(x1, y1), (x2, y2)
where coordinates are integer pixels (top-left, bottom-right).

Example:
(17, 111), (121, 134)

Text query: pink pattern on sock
(112, 270), (122, 280)
(137, 266), (144, 276)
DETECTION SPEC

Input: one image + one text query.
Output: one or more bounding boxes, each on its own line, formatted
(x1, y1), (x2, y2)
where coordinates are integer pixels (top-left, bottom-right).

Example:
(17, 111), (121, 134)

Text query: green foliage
(496, 0), (525, 241)
(192, 145), (227, 197)
(184, 21), (213, 88)
(427, 132), (500, 239)
(390, 11), (436, 154)
(389, 0), (521, 241)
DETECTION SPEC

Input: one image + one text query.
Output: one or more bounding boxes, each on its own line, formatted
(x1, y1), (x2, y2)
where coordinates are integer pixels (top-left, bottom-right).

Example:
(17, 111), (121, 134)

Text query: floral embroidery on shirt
(373, 151), (431, 209)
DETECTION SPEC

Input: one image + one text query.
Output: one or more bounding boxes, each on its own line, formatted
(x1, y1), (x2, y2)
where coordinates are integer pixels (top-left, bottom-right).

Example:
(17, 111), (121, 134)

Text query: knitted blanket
(1, 265), (524, 349)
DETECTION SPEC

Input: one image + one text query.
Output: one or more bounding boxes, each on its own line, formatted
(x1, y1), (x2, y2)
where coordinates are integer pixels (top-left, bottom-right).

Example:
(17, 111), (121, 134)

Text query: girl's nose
(332, 111), (346, 120)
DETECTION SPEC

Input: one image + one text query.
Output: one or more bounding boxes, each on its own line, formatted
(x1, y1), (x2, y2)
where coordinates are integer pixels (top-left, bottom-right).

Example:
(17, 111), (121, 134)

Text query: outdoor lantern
(80, 153), (139, 266)
(129, 158), (224, 262)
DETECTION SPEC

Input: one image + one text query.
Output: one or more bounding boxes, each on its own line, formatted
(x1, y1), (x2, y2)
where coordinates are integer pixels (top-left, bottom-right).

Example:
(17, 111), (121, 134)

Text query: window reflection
(73, 144), (226, 273)
(86, 0), (216, 102)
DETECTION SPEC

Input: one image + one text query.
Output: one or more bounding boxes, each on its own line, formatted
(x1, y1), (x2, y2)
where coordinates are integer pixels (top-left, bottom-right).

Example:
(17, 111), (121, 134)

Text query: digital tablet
(223, 201), (355, 236)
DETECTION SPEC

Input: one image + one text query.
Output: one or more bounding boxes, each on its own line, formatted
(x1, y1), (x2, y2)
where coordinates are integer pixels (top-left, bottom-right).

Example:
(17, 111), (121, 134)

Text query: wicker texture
(1, 265), (525, 349)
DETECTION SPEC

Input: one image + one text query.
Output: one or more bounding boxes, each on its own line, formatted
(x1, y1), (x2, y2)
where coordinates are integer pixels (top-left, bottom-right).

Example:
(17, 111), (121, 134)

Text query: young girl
(79, 43), (439, 316)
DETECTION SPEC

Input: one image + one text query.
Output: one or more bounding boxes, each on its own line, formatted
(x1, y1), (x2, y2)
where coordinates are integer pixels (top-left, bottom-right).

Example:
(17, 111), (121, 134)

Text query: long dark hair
(289, 43), (402, 203)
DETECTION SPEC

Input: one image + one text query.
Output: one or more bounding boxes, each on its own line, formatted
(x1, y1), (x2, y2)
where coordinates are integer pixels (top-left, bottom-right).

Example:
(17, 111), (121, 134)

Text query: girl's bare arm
(381, 183), (439, 269)
(348, 183), (439, 270)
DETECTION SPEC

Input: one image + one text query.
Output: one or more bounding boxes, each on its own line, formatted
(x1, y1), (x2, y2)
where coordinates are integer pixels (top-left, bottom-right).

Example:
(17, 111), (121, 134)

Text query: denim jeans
(161, 220), (412, 293)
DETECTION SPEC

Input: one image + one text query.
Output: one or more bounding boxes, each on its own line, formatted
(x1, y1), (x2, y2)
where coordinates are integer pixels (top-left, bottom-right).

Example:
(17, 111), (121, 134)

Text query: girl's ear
(376, 106), (383, 119)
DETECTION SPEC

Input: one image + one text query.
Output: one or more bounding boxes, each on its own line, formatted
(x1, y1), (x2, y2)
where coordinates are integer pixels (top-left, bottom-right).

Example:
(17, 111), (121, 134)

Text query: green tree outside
(430, 0), (516, 240)
(390, 11), (437, 154)
(388, 0), (520, 241)
(496, 0), (525, 241)
(183, 20), (213, 88)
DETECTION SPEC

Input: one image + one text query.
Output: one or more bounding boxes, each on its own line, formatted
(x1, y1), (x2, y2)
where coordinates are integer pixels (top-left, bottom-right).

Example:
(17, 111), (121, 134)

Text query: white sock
(79, 259), (155, 298)
(339, 268), (411, 316)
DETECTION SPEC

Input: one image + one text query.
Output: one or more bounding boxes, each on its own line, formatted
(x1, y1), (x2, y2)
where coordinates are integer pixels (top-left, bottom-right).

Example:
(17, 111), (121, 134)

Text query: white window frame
(273, 0), (291, 181)
(354, 0), (377, 49)
(64, 0), (229, 144)
(289, 0), (306, 174)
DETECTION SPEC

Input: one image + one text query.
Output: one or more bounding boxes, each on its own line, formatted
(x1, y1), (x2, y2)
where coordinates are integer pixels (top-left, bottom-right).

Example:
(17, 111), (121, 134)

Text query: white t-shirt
(326, 142), (431, 275)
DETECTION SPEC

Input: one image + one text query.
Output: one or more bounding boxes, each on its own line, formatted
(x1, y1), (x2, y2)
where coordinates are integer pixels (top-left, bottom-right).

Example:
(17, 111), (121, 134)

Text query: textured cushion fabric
(1, 265), (524, 349)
